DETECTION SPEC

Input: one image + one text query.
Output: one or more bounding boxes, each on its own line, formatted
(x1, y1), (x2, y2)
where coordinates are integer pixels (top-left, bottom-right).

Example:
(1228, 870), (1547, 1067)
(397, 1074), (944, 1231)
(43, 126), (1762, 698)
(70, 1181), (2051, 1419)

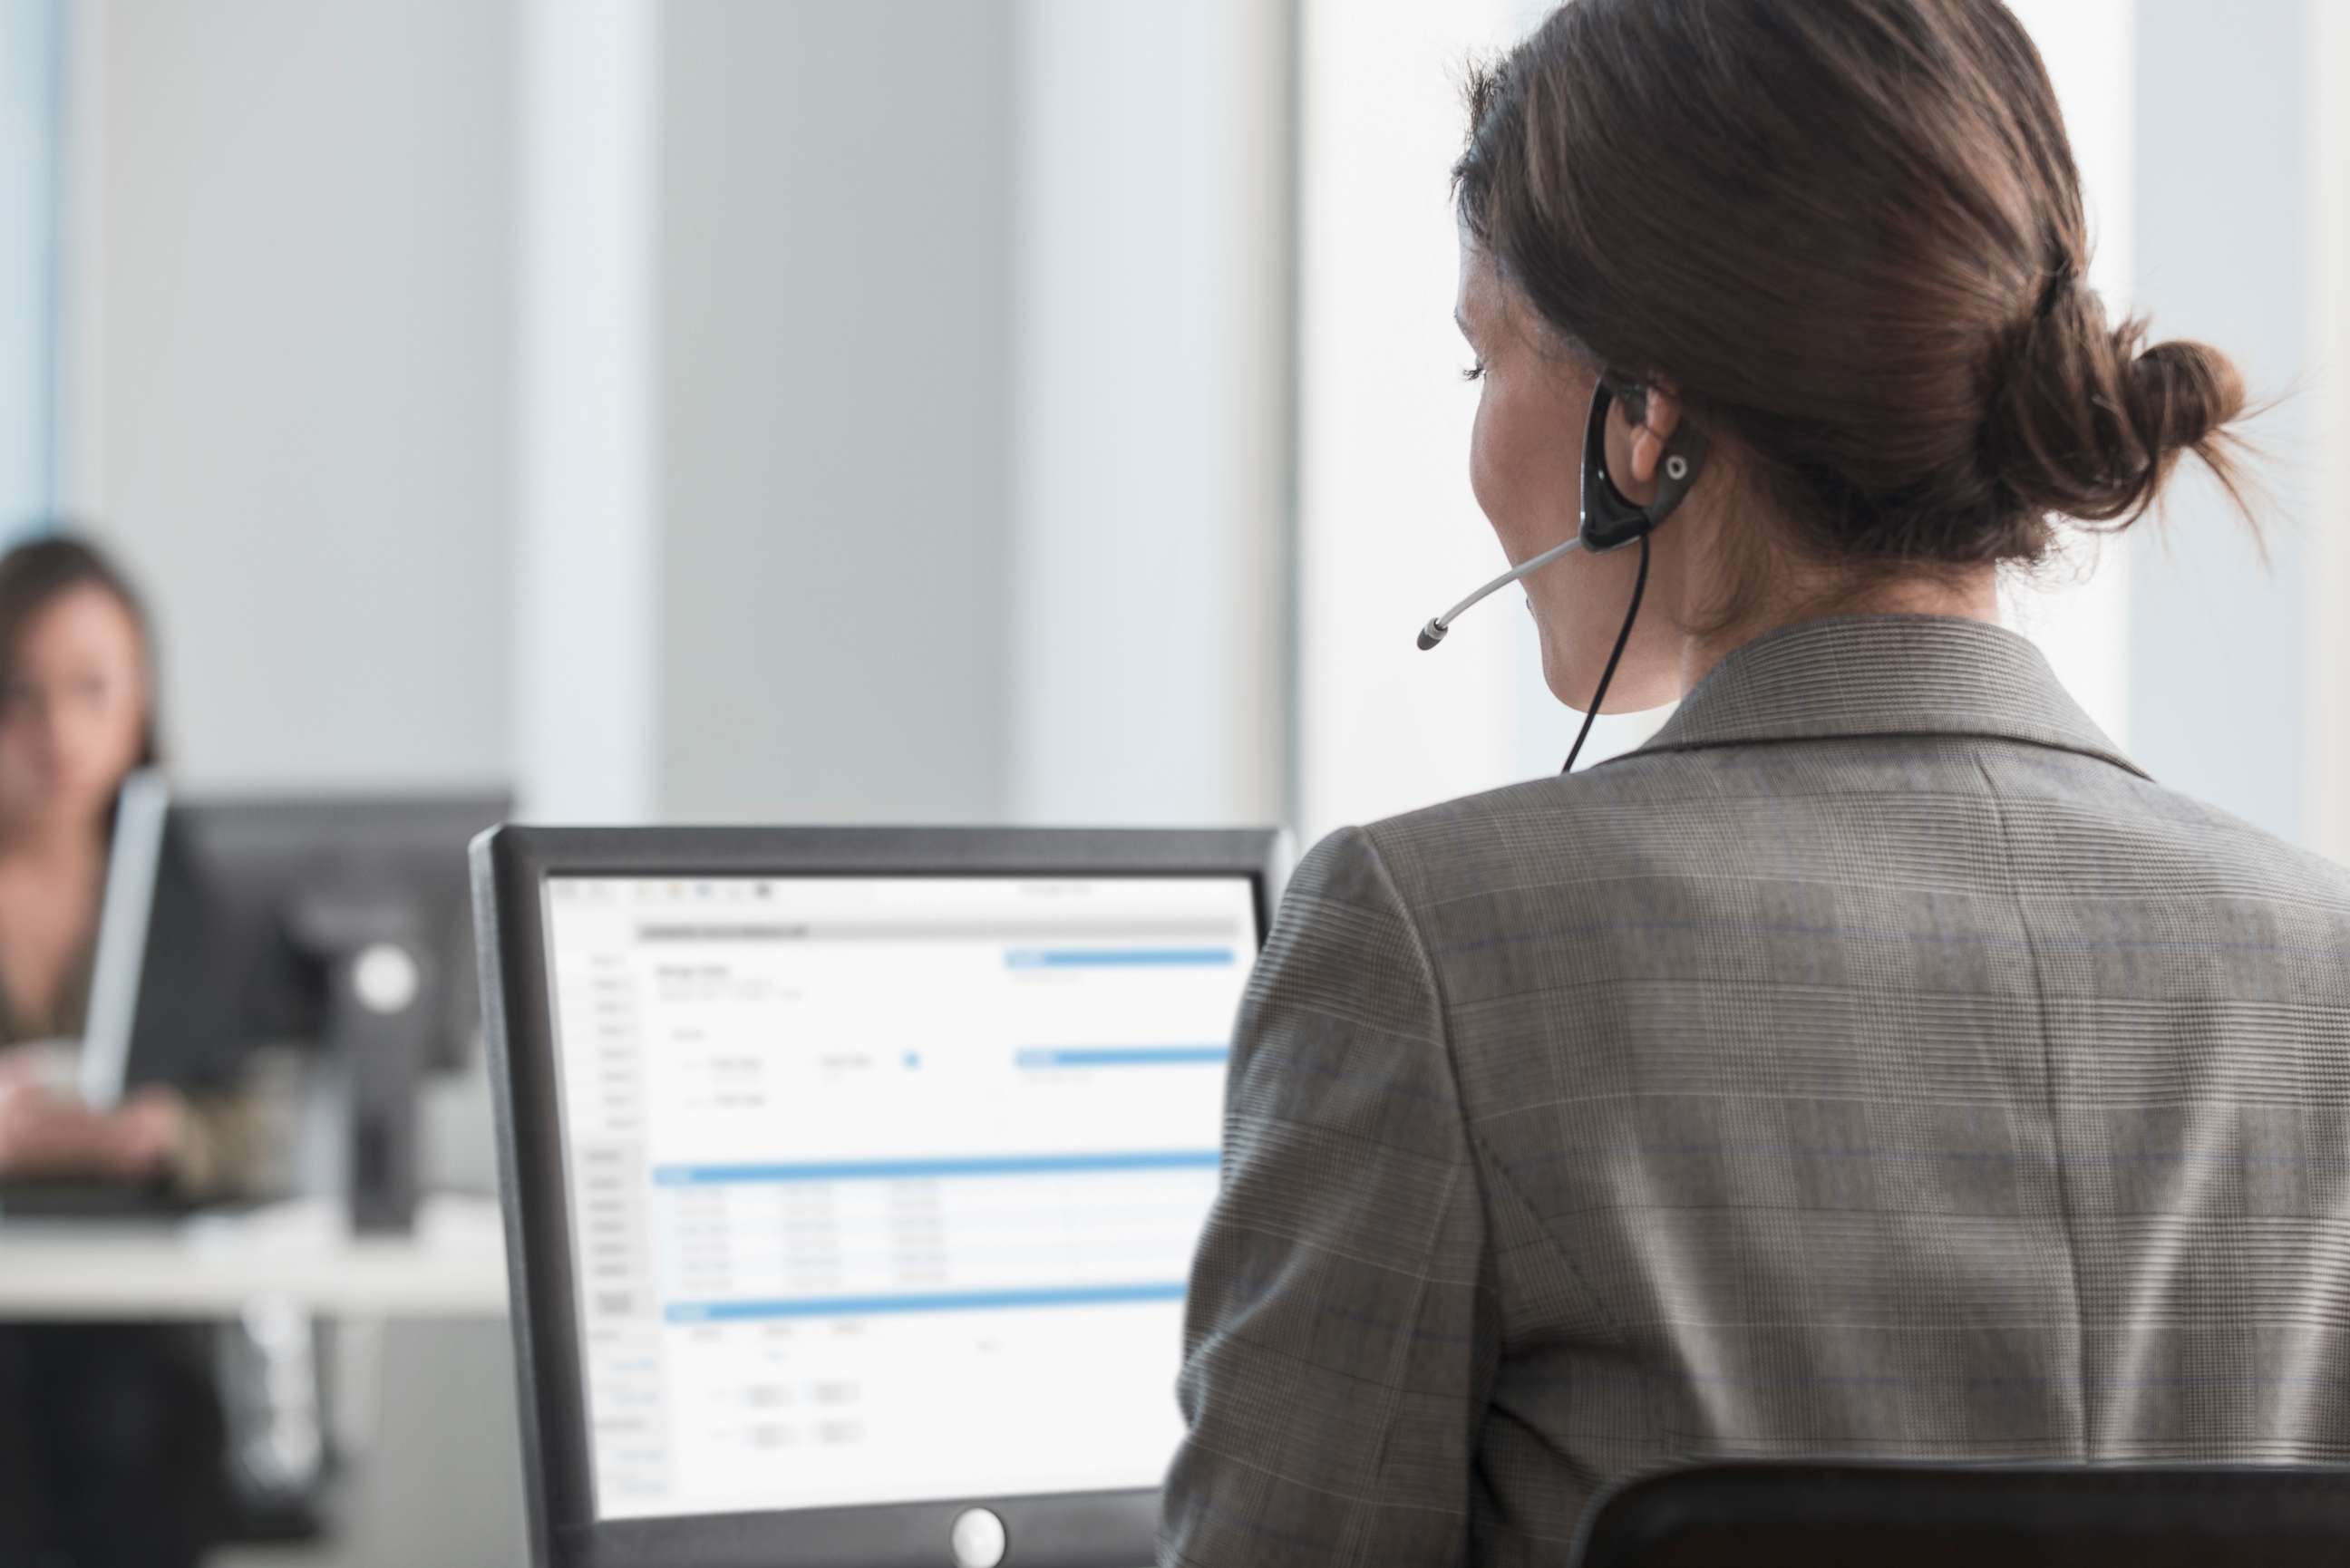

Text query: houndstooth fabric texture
(1161, 614), (2350, 1568)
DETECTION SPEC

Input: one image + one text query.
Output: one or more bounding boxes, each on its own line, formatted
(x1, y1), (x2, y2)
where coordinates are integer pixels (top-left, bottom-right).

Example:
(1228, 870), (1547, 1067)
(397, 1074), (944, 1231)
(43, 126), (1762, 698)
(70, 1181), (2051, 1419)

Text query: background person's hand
(0, 1074), (181, 1182)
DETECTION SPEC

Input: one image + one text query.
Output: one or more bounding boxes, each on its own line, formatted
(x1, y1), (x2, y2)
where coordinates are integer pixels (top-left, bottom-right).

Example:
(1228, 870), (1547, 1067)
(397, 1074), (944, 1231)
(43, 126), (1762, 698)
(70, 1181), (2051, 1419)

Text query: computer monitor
(113, 790), (510, 1227)
(473, 826), (1287, 1568)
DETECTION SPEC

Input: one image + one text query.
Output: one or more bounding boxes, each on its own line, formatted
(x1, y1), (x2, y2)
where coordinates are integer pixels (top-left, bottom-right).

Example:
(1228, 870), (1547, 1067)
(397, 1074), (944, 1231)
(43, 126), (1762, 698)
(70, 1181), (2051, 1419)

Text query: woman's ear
(1626, 388), (1683, 488)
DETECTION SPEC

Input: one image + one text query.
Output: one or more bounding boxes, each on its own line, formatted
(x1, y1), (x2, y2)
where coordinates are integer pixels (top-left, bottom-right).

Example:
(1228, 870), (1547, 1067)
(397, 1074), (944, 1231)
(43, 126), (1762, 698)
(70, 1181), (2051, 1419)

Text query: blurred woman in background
(0, 537), (264, 1188)
(0, 536), (267, 1567)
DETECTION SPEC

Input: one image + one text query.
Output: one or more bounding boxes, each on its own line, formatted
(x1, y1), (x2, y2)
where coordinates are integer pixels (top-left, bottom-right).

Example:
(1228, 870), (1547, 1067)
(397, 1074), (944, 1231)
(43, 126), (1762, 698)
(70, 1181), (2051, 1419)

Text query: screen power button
(950, 1507), (1008, 1568)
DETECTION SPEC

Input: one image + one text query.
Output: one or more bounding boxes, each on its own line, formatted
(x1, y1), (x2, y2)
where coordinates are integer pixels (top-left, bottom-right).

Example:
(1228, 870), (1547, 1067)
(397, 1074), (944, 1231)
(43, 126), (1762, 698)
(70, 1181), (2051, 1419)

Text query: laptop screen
(541, 872), (1259, 1521)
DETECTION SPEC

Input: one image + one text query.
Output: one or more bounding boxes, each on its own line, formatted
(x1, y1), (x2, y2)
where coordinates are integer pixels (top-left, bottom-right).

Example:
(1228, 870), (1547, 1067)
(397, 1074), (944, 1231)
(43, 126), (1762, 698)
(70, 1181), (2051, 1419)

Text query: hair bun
(1984, 281), (2248, 526)
(2128, 337), (2247, 466)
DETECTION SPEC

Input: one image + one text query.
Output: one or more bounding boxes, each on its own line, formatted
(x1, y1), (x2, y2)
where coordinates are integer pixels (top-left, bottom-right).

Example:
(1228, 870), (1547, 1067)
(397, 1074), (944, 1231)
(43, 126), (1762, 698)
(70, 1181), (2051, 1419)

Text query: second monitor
(102, 789), (510, 1227)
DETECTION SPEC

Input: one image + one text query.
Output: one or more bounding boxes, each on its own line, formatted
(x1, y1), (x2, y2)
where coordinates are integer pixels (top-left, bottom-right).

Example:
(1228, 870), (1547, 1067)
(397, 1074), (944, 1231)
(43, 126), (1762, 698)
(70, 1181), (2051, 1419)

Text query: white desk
(0, 1193), (509, 1321)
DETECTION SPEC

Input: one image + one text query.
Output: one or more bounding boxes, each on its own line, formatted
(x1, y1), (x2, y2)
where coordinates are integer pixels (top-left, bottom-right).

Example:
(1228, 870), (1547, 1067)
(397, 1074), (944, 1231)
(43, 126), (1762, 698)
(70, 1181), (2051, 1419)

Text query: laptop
(473, 825), (1287, 1568)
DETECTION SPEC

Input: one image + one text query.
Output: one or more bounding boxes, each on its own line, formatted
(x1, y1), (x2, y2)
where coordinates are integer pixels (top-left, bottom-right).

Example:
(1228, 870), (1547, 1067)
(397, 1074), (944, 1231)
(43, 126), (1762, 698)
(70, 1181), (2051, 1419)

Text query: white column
(512, 0), (659, 822)
(1009, 0), (1293, 829)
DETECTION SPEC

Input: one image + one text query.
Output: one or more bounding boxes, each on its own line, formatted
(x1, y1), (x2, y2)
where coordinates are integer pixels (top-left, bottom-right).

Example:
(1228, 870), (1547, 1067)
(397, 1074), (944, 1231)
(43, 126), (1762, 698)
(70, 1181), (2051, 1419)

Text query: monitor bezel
(472, 825), (1290, 1568)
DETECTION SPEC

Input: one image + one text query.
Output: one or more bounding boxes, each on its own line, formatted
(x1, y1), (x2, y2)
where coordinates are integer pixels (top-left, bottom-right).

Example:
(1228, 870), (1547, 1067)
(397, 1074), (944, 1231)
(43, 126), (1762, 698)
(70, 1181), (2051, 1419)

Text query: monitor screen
(541, 873), (1259, 1522)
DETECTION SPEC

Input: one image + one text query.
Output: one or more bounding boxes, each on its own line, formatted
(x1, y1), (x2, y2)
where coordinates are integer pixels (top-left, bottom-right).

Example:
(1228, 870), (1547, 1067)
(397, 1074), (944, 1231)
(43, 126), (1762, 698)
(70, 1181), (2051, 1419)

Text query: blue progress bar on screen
(651, 1149), (1221, 1186)
(665, 1282), (1190, 1323)
(1016, 1046), (1230, 1069)
(1005, 947), (1237, 969)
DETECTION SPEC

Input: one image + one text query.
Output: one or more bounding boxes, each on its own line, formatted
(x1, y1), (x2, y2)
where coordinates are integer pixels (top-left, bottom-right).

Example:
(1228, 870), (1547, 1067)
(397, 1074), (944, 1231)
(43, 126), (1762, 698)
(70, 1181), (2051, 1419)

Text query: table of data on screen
(545, 874), (1258, 1519)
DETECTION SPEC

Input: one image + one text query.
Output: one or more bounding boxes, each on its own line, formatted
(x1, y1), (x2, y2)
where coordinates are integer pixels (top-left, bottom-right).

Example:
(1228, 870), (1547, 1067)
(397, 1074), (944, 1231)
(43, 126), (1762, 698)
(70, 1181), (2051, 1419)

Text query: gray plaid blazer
(1161, 614), (2350, 1568)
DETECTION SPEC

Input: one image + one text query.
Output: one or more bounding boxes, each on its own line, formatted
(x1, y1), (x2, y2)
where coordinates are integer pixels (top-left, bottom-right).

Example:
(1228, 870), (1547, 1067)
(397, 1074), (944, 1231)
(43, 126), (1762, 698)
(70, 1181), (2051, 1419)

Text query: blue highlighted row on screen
(665, 1282), (1190, 1323)
(1004, 947), (1237, 969)
(1015, 1046), (1229, 1069)
(651, 1149), (1222, 1185)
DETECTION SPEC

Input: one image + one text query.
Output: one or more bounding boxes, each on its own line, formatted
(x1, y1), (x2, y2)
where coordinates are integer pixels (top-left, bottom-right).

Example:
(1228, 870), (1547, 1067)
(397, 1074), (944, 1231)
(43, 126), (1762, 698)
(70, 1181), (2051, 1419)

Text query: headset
(1417, 373), (1709, 771)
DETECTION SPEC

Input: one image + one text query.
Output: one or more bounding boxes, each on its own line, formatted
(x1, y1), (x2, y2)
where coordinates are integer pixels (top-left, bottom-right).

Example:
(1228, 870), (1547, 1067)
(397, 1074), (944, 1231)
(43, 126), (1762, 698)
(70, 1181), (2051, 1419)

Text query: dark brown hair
(0, 533), (163, 768)
(1455, 0), (2249, 585)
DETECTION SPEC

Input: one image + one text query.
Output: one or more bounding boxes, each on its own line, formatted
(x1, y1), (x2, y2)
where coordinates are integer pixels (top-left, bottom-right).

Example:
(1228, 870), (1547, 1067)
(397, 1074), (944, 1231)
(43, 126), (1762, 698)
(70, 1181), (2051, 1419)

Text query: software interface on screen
(543, 873), (1259, 1521)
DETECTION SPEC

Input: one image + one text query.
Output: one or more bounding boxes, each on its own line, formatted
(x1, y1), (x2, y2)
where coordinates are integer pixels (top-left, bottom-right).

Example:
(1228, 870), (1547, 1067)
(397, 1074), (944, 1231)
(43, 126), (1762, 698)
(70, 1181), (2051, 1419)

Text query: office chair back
(1573, 1463), (2350, 1567)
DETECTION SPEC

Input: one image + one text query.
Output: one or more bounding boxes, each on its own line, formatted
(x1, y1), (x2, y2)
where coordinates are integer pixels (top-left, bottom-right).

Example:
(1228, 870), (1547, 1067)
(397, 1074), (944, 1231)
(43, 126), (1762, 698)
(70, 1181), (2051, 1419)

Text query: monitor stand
(288, 895), (440, 1234)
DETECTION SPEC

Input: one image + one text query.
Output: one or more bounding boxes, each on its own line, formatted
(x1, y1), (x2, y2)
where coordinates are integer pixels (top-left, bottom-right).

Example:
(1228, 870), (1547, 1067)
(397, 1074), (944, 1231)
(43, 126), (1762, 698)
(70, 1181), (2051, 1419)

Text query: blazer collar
(1610, 613), (2150, 779)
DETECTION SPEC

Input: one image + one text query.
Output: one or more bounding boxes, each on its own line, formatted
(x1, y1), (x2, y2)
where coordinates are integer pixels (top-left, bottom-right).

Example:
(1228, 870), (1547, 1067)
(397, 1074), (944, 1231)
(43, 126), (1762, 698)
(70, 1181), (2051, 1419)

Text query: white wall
(67, 0), (1293, 834)
(655, 0), (1018, 826)
(1010, 0), (1292, 828)
(651, 0), (1293, 831)
(65, 0), (2346, 851)
(71, 0), (512, 793)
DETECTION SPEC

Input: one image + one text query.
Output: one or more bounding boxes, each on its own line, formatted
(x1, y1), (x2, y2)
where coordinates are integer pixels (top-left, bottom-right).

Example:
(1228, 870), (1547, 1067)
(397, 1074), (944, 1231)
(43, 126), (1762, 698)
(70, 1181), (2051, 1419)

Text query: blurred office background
(1, 1), (2345, 1563)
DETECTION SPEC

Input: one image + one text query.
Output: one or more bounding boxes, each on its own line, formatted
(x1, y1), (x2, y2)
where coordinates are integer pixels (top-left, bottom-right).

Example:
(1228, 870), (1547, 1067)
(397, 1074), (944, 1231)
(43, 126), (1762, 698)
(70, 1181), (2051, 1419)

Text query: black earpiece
(1579, 373), (1710, 553)
(1414, 372), (1712, 767)
(1557, 373), (1709, 773)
